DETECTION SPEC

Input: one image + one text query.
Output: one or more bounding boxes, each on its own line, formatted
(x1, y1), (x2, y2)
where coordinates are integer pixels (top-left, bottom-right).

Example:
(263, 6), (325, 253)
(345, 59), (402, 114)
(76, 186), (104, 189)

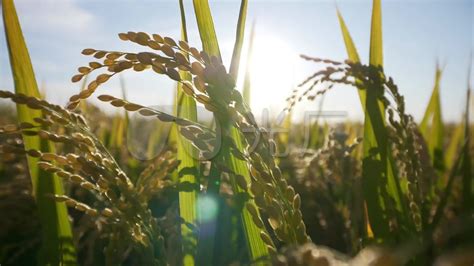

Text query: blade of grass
(368, 0), (409, 239)
(337, 1), (406, 241)
(193, 0), (221, 58)
(2, 0), (76, 264)
(229, 0), (248, 79)
(228, 0), (271, 261)
(366, 0), (393, 238)
(337, 10), (386, 237)
(279, 109), (292, 149)
(337, 9), (364, 107)
(146, 125), (163, 160)
(445, 121), (464, 171)
(309, 95), (325, 149)
(108, 78), (128, 150)
(431, 141), (466, 230)
(108, 113), (123, 148)
(462, 64), (472, 211)
(420, 65), (445, 172)
(177, 1), (199, 264)
(192, 0), (270, 262)
(369, 0), (383, 67)
(120, 75), (130, 126)
(191, 0), (224, 257)
(242, 21), (255, 106)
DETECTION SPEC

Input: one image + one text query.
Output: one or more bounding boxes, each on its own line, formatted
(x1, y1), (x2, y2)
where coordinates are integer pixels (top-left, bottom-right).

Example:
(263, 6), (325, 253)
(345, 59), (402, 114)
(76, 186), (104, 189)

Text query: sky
(0, 0), (472, 123)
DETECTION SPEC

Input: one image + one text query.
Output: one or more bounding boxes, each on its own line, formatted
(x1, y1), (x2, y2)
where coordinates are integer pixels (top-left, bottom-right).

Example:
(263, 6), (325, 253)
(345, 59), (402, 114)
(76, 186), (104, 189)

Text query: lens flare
(197, 194), (219, 223)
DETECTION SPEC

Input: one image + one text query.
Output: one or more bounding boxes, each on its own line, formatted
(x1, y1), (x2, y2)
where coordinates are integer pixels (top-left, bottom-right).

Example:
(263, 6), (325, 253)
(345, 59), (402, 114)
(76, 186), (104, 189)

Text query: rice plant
(0, 0), (472, 265)
(2, 0), (75, 264)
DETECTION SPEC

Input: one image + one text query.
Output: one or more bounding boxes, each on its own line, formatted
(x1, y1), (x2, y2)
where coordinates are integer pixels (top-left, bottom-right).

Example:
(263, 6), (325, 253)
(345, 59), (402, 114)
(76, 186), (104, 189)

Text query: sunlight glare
(240, 34), (299, 117)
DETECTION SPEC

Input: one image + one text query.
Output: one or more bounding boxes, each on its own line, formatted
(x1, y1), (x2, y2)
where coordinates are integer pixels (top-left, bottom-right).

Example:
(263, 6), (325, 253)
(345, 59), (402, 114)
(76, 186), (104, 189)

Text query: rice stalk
(1, 0), (76, 264)
(192, 0), (272, 262)
(461, 68), (472, 211)
(176, 1), (199, 264)
(190, 2), (226, 263)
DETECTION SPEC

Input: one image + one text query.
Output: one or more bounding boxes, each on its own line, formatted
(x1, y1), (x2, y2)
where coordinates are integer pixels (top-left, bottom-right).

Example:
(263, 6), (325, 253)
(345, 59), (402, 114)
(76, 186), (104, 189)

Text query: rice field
(0, 0), (473, 265)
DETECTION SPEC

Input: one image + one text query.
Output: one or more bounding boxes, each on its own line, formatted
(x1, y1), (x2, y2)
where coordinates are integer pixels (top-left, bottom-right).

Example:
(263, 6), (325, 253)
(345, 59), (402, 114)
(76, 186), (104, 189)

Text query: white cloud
(13, 0), (95, 36)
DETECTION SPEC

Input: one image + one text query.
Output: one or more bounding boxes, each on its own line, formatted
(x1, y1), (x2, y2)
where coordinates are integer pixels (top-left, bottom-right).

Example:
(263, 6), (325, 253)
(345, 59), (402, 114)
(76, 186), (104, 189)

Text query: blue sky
(0, 0), (472, 122)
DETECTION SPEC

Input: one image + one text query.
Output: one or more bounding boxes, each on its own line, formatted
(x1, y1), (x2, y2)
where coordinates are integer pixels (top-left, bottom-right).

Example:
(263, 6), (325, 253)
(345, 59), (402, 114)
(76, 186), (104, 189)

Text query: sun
(239, 33), (299, 117)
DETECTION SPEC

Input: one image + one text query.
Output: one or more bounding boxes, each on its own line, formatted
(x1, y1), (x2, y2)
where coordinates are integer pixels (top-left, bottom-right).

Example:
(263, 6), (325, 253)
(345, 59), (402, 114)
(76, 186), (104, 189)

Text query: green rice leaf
(431, 141), (465, 230)
(193, 0), (221, 59)
(420, 65), (445, 172)
(336, 10), (360, 63)
(337, 0), (406, 241)
(279, 109), (292, 148)
(336, 9), (365, 107)
(369, 0), (383, 67)
(367, 0), (407, 239)
(191, 1), (219, 263)
(242, 21), (255, 106)
(229, 0), (248, 80)
(177, 1), (199, 264)
(445, 121), (464, 171)
(462, 67), (472, 211)
(108, 114), (125, 148)
(192, 0), (270, 262)
(309, 95), (325, 149)
(108, 78), (127, 150)
(2, 0), (76, 264)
